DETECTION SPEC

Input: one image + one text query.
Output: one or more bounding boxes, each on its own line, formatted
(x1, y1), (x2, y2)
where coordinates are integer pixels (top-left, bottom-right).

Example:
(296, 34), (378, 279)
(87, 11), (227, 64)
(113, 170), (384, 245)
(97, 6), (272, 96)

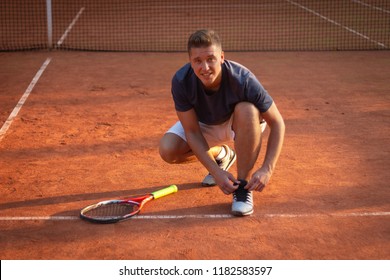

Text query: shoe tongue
(238, 179), (248, 188)
(235, 180), (248, 201)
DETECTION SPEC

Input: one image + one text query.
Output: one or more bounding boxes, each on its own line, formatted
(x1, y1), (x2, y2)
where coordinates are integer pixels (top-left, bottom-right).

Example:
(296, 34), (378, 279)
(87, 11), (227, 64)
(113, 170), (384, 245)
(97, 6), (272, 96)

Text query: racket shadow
(0, 182), (201, 211)
(52, 202), (232, 222)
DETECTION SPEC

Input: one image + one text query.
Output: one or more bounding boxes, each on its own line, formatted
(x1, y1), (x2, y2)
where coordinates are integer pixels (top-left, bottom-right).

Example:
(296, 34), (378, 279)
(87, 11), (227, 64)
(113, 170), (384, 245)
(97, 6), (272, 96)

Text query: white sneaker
(202, 145), (236, 186)
(260, 120), (267, 133)
(232, 180), (253, 216)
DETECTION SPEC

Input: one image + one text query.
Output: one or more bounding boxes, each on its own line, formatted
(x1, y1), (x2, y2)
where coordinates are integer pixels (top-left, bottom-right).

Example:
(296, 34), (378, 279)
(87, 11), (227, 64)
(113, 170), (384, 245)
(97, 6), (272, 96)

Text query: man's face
(189, 45), (225, 90)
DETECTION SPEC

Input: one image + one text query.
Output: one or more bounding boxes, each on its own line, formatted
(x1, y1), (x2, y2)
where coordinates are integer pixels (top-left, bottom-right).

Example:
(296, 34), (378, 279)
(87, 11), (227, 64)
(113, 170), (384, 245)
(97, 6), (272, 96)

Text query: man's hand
(213, 169), (240, 195)
(246, 167), (272, 192)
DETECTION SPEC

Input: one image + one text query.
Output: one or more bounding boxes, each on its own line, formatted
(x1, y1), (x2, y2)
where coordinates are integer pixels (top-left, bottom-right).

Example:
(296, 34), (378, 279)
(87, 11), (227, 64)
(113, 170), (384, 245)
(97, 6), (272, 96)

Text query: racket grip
(152, 185), (178, 199)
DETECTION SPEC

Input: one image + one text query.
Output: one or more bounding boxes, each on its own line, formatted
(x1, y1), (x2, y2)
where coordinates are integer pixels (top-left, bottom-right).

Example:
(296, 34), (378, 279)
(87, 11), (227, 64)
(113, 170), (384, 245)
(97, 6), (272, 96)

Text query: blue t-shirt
(171, 60), (273, 125)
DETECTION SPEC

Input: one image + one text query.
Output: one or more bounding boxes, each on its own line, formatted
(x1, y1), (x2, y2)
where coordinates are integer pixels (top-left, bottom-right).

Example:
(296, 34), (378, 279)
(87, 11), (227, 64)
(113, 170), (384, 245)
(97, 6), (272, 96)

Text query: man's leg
(232, 102), (263, 181)
(159, 131), (223, 164)
(159, 132), (194, 164)
(231, 102), (263, 216)
(159, 121), (236, 186)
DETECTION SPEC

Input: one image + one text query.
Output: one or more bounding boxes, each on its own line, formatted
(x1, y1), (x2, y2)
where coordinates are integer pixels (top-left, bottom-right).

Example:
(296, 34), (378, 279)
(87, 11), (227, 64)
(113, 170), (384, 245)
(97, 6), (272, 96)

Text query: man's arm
(247, 102), (285, 191)
(177, 109), (238, 194)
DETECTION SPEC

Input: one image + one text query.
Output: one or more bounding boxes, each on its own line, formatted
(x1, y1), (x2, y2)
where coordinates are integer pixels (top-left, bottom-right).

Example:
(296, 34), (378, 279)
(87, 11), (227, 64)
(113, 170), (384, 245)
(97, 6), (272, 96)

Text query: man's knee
(159, 133), (188, 164)
(233, 102), (261, 124)
(159, 138), (176, 164)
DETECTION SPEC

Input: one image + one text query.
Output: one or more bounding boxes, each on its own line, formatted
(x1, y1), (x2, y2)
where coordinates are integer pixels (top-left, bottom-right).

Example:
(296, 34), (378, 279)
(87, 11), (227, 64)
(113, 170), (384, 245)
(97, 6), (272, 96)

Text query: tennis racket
(80, 185), (177, 224)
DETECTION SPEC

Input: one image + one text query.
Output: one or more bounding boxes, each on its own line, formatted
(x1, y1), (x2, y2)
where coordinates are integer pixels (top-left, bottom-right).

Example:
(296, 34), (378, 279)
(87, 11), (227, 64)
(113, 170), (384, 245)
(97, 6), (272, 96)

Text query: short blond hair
(187, 30), (222, 54)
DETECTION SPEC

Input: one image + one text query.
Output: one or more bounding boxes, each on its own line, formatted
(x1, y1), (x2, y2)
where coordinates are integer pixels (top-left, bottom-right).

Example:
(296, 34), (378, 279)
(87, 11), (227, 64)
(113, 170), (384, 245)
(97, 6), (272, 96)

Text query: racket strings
(85, 203), (138, 219)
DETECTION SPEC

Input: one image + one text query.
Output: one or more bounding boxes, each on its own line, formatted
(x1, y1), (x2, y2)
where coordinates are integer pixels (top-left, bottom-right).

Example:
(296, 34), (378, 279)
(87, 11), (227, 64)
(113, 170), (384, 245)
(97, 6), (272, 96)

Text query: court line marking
(56, 7), (85, 46)
(0, 58), (52, 142)
(352, 0), (390, 14)
(0, 212), (389, 221)
(286, 0), (387, 48)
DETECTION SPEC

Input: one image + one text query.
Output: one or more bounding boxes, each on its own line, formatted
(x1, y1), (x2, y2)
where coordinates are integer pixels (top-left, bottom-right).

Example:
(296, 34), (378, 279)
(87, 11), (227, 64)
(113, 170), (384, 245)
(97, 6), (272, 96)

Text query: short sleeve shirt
(171, 60), (273, 125)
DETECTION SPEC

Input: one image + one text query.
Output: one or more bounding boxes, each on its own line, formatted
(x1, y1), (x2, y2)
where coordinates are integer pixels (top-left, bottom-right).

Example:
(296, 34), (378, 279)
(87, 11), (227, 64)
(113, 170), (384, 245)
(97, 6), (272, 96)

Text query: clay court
(0, 0), (389, 261)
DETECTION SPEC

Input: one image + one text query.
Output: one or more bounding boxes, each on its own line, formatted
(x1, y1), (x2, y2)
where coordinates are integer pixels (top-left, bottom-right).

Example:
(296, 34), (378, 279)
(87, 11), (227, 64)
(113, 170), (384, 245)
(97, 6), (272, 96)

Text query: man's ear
(220, 51), (225, 64)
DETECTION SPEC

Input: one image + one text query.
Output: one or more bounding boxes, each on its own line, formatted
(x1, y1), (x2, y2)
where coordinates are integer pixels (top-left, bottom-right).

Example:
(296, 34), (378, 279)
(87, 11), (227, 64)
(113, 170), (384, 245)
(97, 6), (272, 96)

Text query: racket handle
(152, 185), (178, 199)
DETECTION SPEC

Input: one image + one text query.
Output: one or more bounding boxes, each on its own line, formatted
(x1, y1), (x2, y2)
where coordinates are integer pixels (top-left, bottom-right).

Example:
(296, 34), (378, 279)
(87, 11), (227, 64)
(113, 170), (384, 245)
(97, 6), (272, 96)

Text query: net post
(46, 0), (53, 49)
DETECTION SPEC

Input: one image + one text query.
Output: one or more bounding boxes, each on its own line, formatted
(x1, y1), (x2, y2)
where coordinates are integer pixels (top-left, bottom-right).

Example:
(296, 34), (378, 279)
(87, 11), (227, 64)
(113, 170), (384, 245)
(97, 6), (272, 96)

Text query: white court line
(286, 0), (388, 48)
(0, 212), (389, 221)
(135, 212), (390, 219)
(0, 58), (52, 142)
(352, 0), (390, 14)
(56, 7), (85, 46)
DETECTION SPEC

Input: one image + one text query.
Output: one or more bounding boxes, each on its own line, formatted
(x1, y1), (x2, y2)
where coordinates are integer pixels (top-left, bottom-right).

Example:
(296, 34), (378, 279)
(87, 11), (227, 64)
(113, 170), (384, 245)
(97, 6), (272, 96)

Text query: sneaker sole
(201, 150), (237, 187)
(202, 182), (216, 187)
(232, 209), (254, 217)
(201, 175), (216, 187)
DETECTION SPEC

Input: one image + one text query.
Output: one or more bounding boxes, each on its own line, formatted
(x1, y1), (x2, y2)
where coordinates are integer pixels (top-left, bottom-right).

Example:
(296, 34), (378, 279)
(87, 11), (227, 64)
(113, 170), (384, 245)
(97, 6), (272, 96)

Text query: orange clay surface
(0, 51), (389, 259)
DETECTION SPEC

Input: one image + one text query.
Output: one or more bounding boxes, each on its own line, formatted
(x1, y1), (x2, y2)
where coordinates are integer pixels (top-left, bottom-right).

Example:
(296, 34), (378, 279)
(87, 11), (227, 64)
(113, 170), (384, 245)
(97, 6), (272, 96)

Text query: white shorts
(166, 115), (235, 147)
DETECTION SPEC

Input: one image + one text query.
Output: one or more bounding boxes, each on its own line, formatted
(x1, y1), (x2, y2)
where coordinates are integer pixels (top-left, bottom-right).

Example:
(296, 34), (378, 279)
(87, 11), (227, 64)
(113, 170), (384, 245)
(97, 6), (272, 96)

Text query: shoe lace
(233, 182), (251, 203)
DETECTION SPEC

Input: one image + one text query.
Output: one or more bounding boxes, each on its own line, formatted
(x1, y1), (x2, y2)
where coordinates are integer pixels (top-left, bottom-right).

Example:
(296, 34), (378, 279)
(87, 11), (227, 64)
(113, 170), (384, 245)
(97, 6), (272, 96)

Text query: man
(159, 30), (285, 216)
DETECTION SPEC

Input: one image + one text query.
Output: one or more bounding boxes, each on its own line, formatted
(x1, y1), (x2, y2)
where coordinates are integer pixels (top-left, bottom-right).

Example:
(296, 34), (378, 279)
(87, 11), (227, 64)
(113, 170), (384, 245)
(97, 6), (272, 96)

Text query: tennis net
(1, 0), (389, 51)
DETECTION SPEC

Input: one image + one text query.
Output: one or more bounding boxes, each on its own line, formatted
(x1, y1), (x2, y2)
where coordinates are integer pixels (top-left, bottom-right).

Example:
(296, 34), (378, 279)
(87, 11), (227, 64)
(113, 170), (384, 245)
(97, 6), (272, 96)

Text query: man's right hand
(213, 169), (240, 195)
